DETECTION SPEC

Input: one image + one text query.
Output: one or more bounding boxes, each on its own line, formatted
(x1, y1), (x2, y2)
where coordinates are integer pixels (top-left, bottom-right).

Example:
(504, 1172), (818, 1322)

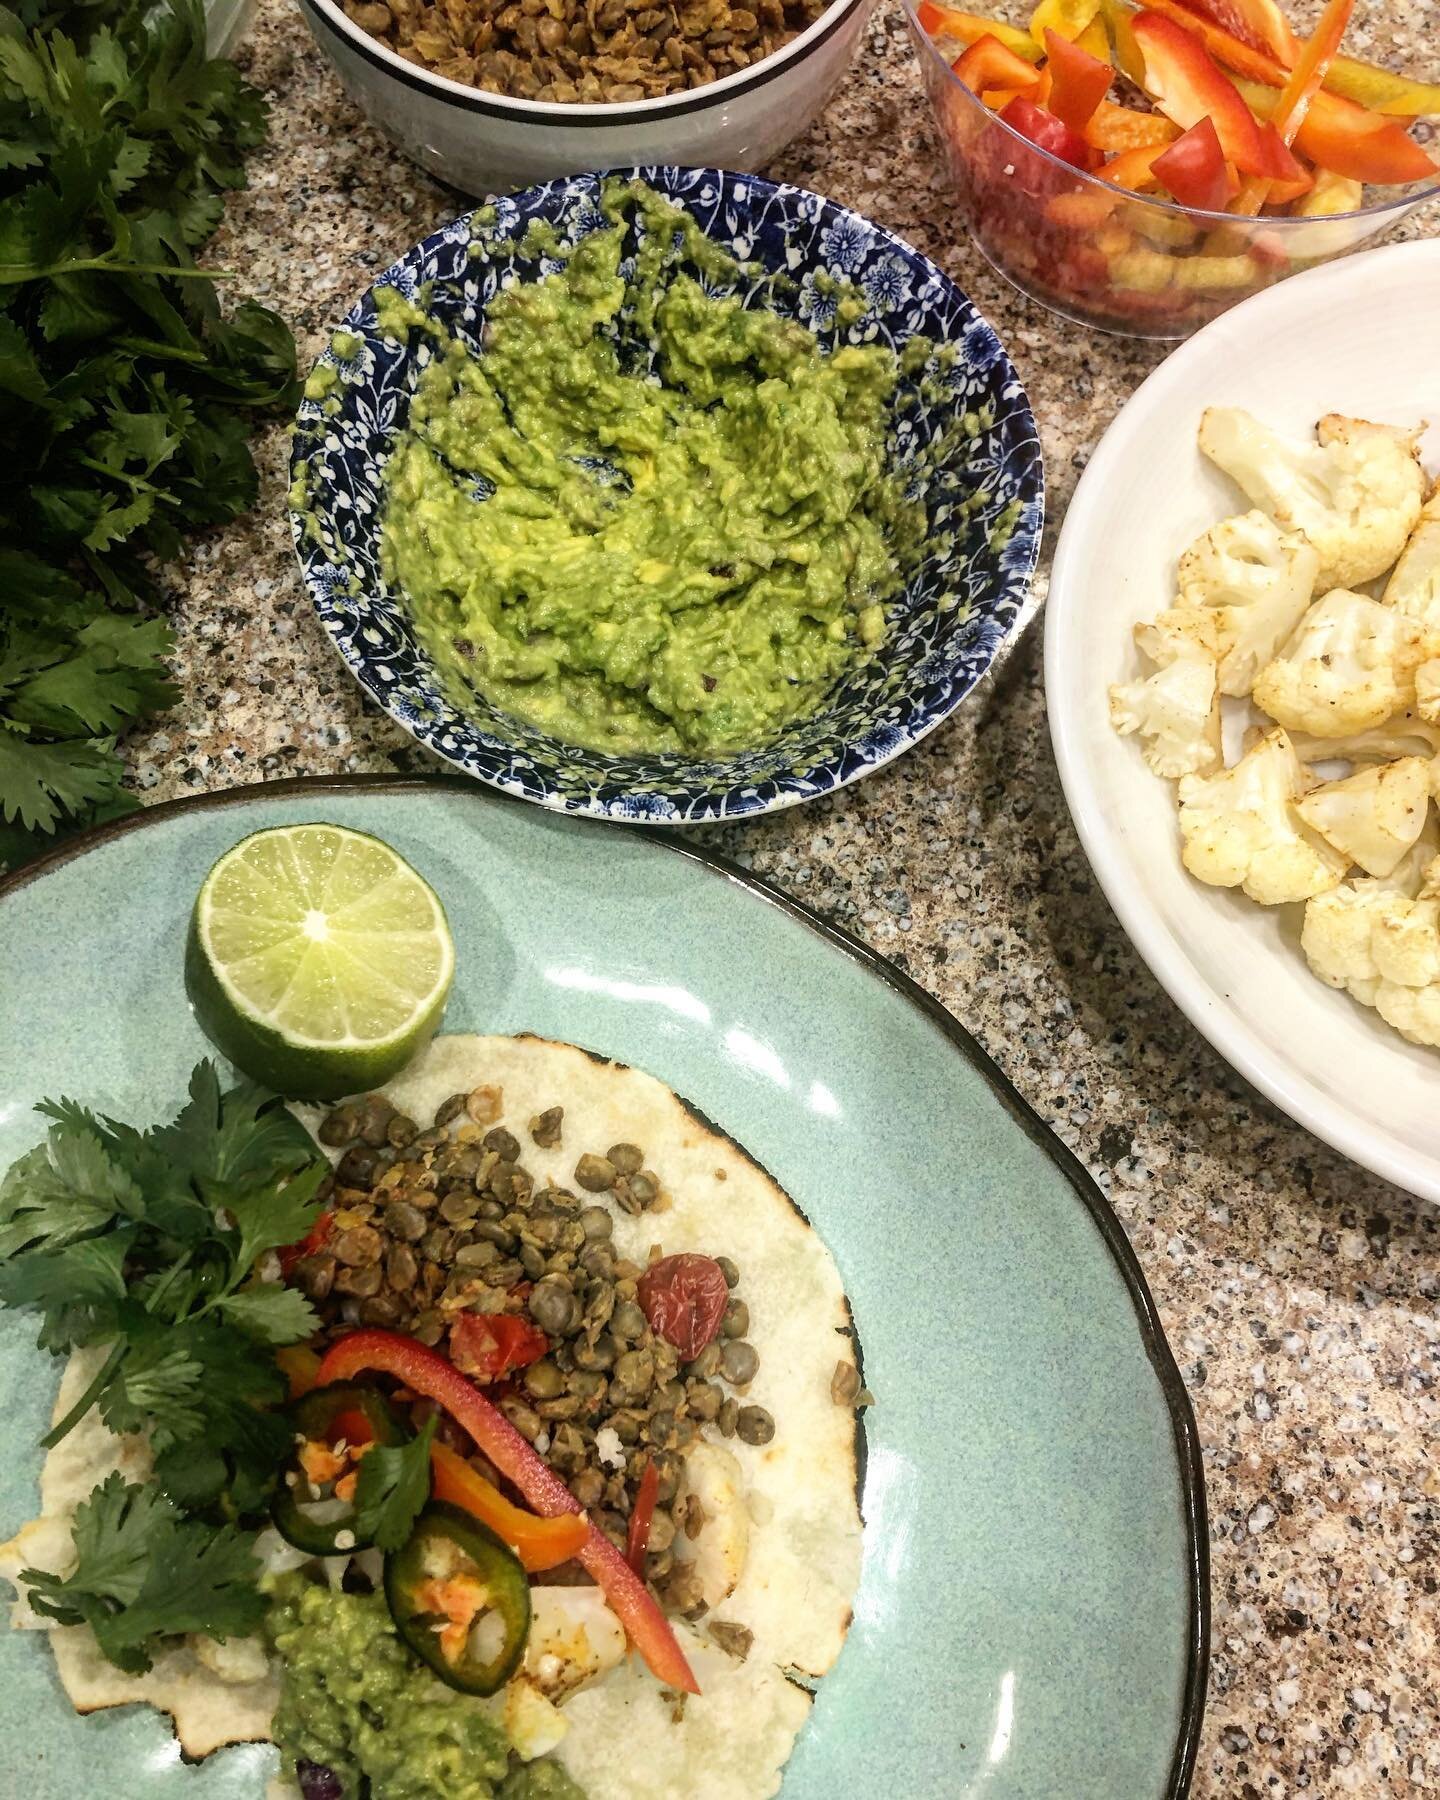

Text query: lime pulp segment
(195, 824), (454, 1049)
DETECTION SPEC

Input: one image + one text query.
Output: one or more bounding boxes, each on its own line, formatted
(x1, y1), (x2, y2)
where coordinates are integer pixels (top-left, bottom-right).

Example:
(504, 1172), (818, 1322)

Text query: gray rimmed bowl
(289, 165), (1044, 825)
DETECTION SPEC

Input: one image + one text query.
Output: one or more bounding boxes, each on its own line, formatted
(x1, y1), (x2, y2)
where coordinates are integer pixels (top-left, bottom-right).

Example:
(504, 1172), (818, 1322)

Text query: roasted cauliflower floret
(1177, 726), (1348, 905)
(1384, 490), (1440, 716)
(1294, 756), (1433, 879)
(1251, 588), (1431, 738)
(1198, 407), (1425, 592)
(1108, 606), (1222, 778)
(1383, 485), (1440, 631)
(1177, 509), (1319, 696)
(1288, 710), (1440, 767)
(1302, 854), (1440, 1047)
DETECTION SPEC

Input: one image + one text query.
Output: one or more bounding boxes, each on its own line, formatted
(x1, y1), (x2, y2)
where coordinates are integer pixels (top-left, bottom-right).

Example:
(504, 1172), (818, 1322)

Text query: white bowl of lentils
(297, 0), (875, 194)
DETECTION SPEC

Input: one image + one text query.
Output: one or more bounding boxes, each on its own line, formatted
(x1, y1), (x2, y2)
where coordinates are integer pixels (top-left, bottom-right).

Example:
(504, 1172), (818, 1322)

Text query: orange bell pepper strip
(430, 1441), (590, 1573)
(916, 1), (1043, 60)
(1099, 142), (1173, 189)
(1130, 12), (1299, 180)
(276, 1343), (324, 1399)
(1292, 90), (1437, 184)
(953, 33), (1044, 96)
(1231, 0), (1353, 214)
(1087, 100), (1180, 148)
(1238, 78), (1439, 185)
(1043, 27), (1113, 129)
(315, 1329), (699, 1695)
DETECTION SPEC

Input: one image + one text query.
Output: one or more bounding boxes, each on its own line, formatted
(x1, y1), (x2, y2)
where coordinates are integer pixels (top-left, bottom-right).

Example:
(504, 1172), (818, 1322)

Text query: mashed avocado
(378, 183), (928, 756)
(266, 1575), (584, 1800)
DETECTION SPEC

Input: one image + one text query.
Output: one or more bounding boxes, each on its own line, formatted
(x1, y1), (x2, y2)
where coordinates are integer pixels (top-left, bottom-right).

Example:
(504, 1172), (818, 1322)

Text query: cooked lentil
(340, 0), (829, 104)
(307, 1084), (773, 1618)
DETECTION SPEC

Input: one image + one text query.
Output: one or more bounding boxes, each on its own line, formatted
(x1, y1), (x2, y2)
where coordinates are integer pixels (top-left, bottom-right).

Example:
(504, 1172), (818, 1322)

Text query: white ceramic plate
(1046, 240), (1440, 1202)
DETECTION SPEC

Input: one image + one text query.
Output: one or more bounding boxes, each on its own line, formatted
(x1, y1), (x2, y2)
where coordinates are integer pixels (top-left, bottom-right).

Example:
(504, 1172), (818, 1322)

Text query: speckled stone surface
(131, 2), (1440, 1791)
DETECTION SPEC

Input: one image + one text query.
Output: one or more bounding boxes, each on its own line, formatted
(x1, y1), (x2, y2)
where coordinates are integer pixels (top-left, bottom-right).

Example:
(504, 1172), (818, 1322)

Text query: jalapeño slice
(385, 1502), (531, 1696)
(273, 1381), (407, 1555)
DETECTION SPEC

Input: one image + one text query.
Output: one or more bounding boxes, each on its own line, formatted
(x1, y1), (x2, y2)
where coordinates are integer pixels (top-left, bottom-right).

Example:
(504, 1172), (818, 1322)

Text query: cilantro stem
(0, 259), (232, 284)
(41, 1341), (126, 1449)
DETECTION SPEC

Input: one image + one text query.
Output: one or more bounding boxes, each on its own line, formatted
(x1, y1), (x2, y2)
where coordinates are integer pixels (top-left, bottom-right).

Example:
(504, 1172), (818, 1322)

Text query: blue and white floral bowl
(290, 166), (1044, 824)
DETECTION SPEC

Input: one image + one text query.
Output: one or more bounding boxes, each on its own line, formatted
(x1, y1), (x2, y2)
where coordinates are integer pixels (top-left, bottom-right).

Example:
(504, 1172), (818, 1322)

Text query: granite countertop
(134, 1), (1440, 1790)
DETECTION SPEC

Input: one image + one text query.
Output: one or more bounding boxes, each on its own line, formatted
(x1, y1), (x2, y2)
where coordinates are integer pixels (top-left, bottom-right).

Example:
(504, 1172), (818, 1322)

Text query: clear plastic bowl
(903, 2), (1440, 339)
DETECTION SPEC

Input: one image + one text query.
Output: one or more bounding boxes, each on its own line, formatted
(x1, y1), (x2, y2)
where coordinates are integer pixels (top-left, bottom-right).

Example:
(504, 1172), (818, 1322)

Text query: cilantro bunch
(0, 0), (297, 868)
(0, 1063), (328, 1668)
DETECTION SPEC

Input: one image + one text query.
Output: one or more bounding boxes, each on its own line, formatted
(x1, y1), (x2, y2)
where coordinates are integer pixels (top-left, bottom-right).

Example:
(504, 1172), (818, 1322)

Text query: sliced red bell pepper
(449, 1312), (550, 1384)
(1087, 99), (1181, 149)
(1043, 28), (1113, 130)
(315, 1329), (700, 1695)
(1171, 0), (1296, 62)
(1151, 116), (1238, 208)
(954, 33), (1043, 96)
(1131, 12), (1287, 178)
(916, 1), (1043, 59)
(1133, 0), (1285, 85)
(1134, 0), (1440, 120)
(1000, 95), (1099, 168)
(625, 1458), (660, 1578)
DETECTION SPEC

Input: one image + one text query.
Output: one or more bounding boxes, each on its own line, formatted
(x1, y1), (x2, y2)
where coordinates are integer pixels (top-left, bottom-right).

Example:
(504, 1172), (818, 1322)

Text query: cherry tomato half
(637, 1253), (730, 1360)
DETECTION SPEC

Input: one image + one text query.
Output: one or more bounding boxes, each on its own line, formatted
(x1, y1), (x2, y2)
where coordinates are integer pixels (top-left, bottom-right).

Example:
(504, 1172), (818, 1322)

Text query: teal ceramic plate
(0, 779), (1207, 1798)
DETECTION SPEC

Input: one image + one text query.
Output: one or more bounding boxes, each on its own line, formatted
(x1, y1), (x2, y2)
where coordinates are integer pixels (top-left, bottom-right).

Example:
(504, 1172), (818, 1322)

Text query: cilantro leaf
(23, 1471), (266, 1676)
(25, 1472), (172, 1614)
(216, 1283), (318, 1346)
(0, 727), (121, 832)
(156, 1063), (320, 1195)
(352, 1415), (439, 1553)
(0, 1122), (142, 1258)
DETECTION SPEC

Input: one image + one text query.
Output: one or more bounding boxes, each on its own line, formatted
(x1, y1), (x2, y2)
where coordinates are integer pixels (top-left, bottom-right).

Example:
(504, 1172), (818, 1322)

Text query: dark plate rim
(0, 773), (1208, 1797)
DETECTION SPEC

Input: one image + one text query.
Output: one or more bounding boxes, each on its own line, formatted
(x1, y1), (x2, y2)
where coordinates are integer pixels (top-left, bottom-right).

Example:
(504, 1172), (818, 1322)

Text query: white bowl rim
(300, 0), (872, 124)
(1045, 237), (1440, 1204)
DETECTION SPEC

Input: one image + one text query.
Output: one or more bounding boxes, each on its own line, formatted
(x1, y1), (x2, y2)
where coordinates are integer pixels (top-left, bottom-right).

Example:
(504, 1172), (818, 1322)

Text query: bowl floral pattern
(290, 166), (1044, 823)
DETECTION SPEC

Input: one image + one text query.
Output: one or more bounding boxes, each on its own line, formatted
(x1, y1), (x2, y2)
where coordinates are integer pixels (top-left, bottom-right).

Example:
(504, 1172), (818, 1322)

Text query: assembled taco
(0, 1033), (865, 1800)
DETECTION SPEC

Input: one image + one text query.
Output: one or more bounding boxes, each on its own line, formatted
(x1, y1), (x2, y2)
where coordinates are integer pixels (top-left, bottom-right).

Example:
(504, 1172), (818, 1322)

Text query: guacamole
(266, 1575), (584, 1800)
(378, 183), (929, 757)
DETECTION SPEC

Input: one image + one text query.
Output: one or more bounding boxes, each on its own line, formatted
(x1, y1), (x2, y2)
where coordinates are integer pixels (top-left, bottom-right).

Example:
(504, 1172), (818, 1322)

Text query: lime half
(187, 823), (455, 1101)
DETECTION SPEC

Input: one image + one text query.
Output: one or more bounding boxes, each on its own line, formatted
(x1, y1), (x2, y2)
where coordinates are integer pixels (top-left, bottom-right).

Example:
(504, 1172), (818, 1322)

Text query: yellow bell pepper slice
(1076, 15), (1111, 60)
(915, 2), (1043, 61)
(1028, 0), (1100, 49)
(1097, 0), (1147, 84)
(1325, 56), (1440, 118)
